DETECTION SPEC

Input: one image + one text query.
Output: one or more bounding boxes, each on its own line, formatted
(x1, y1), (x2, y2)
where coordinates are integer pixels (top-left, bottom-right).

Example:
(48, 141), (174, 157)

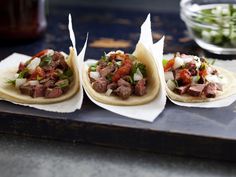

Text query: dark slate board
(0, 4), (236, 161)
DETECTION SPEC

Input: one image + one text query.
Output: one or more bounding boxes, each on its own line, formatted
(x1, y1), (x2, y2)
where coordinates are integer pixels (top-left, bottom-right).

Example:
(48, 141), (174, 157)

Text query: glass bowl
(180, 0), (236, 54)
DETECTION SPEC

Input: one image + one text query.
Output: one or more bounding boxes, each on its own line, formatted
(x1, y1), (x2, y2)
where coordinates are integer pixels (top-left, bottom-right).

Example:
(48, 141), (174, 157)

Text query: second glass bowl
(180, 0), (236, 54)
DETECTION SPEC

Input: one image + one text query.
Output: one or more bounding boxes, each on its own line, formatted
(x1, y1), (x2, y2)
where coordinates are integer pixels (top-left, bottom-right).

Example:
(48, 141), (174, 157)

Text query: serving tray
(0, 5), (236, 161)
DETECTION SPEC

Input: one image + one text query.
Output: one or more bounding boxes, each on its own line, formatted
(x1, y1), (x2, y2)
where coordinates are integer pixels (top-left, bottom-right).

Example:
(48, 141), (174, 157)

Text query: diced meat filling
(115, 86), (132, 100)
(17, 50), (73, 98)
(99, 65), (115, 77)
(135, 79), (147, 96)
(188, 84), (206, 97)
(117, 78), (131, 88)
(92, 77), (108, 93)
(166, 53), (223, 98)
(107, 82), (118, 90)
(204, 83), (217, 98)
(45, 87), (63, 98)
(88, 52), (148, 99)
(174, 85), (190, 95)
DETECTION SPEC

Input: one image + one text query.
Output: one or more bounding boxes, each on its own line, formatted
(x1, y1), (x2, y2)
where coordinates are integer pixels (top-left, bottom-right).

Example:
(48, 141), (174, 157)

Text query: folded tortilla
(0, 47), (80, 104)
(166, 66), (236, 103)
(82, 42), (160, 106)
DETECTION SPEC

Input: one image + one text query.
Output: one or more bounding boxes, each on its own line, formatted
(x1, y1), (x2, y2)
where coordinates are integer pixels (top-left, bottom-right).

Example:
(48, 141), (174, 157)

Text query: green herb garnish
(6, 79), (16, 85)
(106, 74), (112, 82)
(18, 68), (29, 78)
(162, 59), (168, 67)
(101, 52), (108, 62)
(64, 68), (73, 77)
(131, 62), (147, 82)
(90, 66), (97, 72)
(40, 56), (52, 67)
(55, 79), (69, 88)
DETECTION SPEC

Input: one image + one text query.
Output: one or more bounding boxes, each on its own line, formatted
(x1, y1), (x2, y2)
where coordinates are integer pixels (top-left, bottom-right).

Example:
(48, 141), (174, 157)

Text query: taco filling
(88, 50), (148, 100)
(8, 49), (74, 98)
(163, 53), (227, 98)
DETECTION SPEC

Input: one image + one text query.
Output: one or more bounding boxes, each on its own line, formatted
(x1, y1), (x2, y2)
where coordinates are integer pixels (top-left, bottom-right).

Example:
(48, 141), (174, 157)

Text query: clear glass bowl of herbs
(180, 0), (236, 54)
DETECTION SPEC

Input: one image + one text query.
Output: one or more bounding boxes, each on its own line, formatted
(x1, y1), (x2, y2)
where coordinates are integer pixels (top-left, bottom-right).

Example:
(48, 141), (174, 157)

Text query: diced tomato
(29, 66), (45, 80)
(32, 49), (49, 59)
(164, 59), (175, 72)
(112, 58), (132, 82)
(199, 69), (207, 78)
(179, 69), (191, 85)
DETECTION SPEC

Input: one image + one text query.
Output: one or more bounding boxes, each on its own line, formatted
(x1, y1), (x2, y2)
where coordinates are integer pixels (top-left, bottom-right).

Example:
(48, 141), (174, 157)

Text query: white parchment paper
(161, 54), (236, 108)
(82, 14), (166, 122)
(0, 14), (86, 113)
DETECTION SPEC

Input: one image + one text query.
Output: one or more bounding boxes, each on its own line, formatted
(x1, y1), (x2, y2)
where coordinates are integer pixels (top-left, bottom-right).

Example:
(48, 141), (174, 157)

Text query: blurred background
(49, 0), (180, 12)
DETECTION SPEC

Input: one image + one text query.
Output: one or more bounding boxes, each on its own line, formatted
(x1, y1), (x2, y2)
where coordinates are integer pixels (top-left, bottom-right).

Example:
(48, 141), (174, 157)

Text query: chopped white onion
(27, 57), (41, 72)
(173, 57), (184, 69)
(206, 75), (219, 84)
(191, 76), (199, 84)
(182, 57), (193, 64)
(15, 78), (27, 88)
(164, 71), (174, 81)
(105, 88), (113, 96)
(207, 66), (214, 74)
(116, 61), (122, 66)
(89, 71), (100, 80)
(133, 68), (143, 81)
(167, 79), (176, 91)
(106, 51), (115, 57)
(28, 80), (39, 86)
(47, 49), (54, 56)
(193, 56), (201, 69)
(115, 50), (124, 54)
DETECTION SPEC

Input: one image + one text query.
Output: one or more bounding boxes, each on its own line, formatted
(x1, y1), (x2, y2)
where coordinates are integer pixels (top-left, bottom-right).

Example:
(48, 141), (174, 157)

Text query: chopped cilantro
(6, 79), (16, 85)
(18, 68), (29, 78)
(55, 79), (69, 88)
(90, 66), (97, 72)
(40, 56), (52, 67)
(131, 62), (147, 82)
(64, 68), (73, 77)
(106, 74), (112, 82)
(101, 52), (108, 62)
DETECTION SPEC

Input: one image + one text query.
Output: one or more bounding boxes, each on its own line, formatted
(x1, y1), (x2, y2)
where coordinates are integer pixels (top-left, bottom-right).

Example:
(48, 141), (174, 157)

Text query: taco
(0, 47), (80, 104)
(82, 42), (160, 106)
(163, 53), (236, 103)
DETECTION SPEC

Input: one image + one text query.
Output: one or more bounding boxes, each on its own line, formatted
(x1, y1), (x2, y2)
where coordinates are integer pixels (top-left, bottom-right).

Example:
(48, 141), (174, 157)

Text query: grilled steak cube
(92, 77), (108, 93)
(107, 82), (118, 90)
(174, 85), (190, 95)
(45, 87), (63, 98)
(32, 84), (44, 98)
(115, 85), (132, 99)
(135, 79), (147, 96)
(117, 78), (131, 88)
(204, 83), (217, 98)
(19, 84), (34, 97)
(99, 65), (115, 77)
(188, 84), (206, 97)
